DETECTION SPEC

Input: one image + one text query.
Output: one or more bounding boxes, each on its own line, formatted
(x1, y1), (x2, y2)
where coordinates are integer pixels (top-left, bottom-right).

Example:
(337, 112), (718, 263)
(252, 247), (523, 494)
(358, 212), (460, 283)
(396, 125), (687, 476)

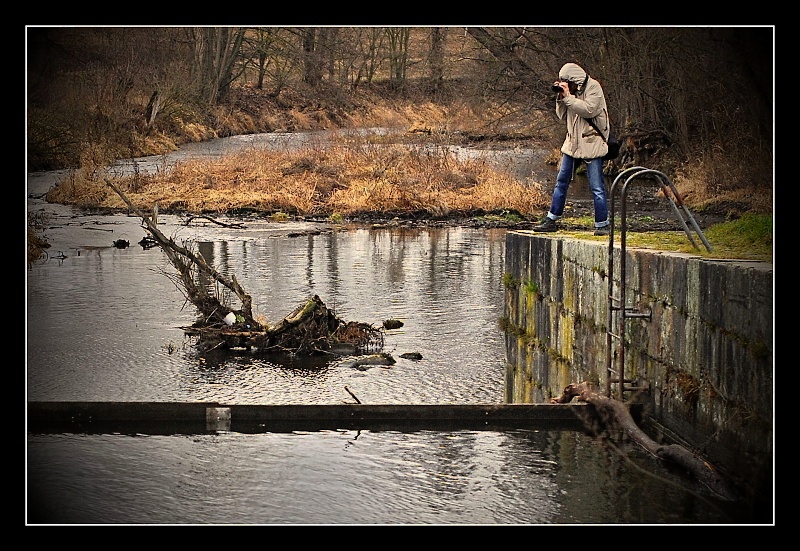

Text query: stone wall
(502, 231), (773, 504)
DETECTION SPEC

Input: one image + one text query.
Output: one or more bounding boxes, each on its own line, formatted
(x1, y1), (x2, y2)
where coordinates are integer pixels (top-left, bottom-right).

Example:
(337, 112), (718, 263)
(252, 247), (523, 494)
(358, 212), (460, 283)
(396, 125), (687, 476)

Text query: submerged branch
(552, 381), (738, 501)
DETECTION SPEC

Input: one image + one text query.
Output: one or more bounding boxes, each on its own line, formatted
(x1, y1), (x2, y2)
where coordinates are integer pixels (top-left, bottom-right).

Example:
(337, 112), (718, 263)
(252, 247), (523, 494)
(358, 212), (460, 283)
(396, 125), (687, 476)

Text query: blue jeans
(546, 154), (609, 227)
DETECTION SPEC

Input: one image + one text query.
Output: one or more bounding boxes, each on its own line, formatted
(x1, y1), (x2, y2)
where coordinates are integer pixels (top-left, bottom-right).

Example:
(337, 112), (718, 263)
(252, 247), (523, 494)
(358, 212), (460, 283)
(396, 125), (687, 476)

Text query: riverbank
(27, 133), (772, 266)
(29, 124), (770, 266)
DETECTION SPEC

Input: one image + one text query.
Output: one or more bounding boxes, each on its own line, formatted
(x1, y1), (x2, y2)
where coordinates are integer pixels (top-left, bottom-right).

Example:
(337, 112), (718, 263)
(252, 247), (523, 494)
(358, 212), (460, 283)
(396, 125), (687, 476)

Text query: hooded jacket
(555, 63), (610, 160)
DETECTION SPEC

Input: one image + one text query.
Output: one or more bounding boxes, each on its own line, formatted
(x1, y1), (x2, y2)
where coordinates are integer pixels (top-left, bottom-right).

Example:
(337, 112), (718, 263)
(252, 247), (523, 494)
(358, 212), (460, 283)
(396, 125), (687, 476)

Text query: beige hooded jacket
(555, 62), (610, 160)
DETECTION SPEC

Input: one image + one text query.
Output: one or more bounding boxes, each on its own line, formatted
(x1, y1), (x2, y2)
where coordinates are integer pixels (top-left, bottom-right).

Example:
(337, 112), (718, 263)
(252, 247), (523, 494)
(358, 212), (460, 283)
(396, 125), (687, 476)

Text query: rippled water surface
(27, 217), (507, 404)
(27, 429), (749, 525)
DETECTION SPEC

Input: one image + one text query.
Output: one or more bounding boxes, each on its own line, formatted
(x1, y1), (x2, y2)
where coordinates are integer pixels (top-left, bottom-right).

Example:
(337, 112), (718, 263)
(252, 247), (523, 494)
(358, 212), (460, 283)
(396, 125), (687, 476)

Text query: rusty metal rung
(623, 311), (651, 320)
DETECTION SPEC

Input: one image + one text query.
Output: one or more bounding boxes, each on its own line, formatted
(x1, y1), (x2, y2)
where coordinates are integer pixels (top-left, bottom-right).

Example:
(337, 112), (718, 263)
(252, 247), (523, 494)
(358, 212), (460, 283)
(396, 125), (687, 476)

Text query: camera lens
(552, 84), (562, 93)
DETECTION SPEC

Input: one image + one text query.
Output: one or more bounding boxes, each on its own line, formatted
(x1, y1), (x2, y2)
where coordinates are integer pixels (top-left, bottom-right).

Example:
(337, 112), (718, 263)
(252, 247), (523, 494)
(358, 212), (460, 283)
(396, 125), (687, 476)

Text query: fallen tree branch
(105, 177), (256, 326)
(552, 382), (737, 501)
(344, 386), (362, 404)
(104, 177), (384, 356)
(182, 214), (246, 228)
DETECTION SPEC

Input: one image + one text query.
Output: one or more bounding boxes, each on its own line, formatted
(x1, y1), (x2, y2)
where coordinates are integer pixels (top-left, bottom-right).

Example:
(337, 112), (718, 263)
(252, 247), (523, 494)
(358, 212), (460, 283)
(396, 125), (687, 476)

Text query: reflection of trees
(379, 428), (737, 523)
(322, 232), (342, 306)
(179, 348), (336, 405)
(162, 224), (509, 403)
(385, 430), (562, 523)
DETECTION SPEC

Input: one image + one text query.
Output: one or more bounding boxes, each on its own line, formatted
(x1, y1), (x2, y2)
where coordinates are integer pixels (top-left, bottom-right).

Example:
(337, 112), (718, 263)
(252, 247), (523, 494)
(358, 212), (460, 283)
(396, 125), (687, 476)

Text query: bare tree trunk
(144, 90), (160, 128)
(361, 27), (384, 86)
(250, 28), (274, 90)
(302, 27), (323, 86)
(103, 177), (386, 356)
(192, 27), (245, 104)
(386, 27), (410, 91)
(428, 27), (446, 93)
(324, 27), (339, 81)
(104, 178), (256, 325)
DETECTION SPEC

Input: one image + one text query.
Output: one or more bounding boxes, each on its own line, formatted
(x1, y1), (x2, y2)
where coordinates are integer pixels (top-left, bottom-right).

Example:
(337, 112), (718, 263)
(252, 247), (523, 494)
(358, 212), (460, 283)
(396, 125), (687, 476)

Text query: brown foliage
(51, 137), (550, 219)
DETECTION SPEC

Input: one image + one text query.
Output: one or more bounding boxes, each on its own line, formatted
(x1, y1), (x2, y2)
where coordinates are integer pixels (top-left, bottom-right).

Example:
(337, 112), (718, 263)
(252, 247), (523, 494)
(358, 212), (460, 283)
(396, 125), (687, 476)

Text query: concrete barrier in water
(26, 401), (594, 434)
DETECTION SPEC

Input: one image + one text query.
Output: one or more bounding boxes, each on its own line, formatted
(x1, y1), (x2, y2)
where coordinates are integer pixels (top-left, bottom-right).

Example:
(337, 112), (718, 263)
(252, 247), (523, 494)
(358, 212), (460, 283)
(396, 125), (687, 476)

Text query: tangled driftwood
(105, 178), (384, 355)
(182, 294), (384, 354)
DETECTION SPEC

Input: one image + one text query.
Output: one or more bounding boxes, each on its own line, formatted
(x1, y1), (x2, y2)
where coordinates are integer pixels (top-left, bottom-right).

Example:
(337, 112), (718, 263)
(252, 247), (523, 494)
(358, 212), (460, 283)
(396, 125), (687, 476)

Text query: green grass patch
(703, 214), (772, 249)
(558, 214), (772, 263)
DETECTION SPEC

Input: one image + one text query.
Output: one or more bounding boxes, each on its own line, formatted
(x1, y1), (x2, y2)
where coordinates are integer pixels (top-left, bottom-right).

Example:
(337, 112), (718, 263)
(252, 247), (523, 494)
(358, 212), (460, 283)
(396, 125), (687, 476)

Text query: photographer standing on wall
(533, 62), (612, 235)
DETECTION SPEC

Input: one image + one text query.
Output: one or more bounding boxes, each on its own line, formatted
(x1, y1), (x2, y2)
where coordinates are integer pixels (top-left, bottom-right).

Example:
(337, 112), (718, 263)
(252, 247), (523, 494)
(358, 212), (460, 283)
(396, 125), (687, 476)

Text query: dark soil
(328, 188), (729, 233)
(561, 195), (730, 232)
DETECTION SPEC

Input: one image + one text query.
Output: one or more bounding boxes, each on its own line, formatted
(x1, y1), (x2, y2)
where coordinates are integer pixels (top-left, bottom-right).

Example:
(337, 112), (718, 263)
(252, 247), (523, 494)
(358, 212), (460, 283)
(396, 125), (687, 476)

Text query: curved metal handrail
(604, 167), (712, 399)
(609, 167), (712, 252)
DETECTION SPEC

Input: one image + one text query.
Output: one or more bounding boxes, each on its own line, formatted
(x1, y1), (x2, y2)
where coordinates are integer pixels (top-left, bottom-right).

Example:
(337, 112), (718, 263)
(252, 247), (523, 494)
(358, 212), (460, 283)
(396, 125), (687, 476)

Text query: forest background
(26, 26), (774, 240)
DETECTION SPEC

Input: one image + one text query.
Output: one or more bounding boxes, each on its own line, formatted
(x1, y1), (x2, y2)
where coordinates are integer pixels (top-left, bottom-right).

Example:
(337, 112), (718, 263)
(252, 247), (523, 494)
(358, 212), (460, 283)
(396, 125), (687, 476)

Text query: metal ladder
(604, 167), (713, 400)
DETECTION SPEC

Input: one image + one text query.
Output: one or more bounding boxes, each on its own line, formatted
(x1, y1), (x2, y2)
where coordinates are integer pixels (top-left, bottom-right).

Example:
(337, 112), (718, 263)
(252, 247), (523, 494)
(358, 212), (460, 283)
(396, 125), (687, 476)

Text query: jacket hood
(558, 63), (587, 85)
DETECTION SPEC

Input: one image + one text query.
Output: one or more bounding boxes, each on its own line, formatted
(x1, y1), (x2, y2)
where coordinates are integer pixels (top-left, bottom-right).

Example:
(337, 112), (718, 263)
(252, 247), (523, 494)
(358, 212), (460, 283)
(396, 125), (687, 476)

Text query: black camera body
(552, 83), (563, 93)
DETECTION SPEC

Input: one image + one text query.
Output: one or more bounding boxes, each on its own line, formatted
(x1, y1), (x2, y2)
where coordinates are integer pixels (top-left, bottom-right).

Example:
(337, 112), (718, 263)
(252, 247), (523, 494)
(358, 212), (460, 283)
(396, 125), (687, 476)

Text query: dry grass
(671, 148), (773, 216)
(47, 137), (551, 219)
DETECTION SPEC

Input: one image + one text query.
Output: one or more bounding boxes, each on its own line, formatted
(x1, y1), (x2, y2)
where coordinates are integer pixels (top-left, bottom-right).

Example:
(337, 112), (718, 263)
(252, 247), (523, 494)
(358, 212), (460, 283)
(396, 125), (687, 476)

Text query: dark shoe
(593, 225), (610, 236)
(532, 217), (558, 232)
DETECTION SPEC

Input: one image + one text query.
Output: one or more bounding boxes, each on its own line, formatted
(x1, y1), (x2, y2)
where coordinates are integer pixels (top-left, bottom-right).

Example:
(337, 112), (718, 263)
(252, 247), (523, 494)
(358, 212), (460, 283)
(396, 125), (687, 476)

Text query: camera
(552, 83), (563, 93)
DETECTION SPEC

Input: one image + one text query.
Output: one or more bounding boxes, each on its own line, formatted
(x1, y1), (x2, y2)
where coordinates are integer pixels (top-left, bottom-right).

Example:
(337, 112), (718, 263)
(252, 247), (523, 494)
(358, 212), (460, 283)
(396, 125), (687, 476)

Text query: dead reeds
(47, 136), (550, 219)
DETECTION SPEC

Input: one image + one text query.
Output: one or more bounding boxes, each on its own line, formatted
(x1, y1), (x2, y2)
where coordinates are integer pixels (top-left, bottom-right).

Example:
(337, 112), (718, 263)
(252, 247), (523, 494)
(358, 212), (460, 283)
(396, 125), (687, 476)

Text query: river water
(26, 131), (762, 524)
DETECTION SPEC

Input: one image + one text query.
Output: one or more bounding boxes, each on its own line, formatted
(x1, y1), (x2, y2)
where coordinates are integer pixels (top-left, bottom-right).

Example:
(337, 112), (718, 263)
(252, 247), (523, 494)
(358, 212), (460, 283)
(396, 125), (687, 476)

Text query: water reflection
(27, 428), (746, 525)
(27, 220), (508, 405)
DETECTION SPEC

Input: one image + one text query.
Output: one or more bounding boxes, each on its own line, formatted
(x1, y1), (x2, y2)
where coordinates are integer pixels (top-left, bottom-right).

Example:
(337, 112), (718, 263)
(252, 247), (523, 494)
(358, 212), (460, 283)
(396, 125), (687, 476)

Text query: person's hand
(554, 81), (569, 99)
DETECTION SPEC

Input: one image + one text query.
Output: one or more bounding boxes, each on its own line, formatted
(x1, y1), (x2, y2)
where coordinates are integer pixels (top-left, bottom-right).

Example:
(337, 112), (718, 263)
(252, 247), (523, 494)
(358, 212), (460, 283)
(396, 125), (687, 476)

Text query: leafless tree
(428, 27), (447, 93)
(189, 27), (246, 104)
(385, 27), (411, 90)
